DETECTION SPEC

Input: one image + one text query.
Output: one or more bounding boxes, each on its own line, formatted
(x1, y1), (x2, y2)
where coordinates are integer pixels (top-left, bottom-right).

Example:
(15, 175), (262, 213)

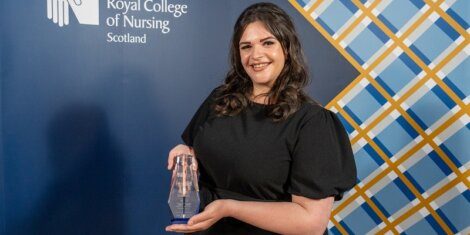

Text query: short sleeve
(181, 89), (216, 146)
(289, 108), (357, 201)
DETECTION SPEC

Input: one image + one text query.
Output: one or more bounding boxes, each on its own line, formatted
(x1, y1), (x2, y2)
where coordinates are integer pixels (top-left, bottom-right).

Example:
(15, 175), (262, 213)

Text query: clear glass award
(168, 154), (200, 224)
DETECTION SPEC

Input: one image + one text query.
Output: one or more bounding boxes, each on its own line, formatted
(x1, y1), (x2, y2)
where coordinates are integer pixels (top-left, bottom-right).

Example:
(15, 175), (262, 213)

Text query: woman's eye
(240, 45), (251, 50)
(263, 41), (275, 46)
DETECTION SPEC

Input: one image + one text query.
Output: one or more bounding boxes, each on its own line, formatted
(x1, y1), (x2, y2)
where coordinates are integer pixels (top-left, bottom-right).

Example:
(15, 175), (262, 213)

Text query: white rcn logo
(47, 0), (100, 27)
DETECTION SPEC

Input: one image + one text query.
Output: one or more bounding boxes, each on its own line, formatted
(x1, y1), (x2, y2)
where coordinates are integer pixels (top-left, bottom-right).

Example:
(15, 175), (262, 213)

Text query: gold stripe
(352, 0), (470, 191)
(333, 107), (468, 223)
(349, 36), (468, 146)
(350, 0), (467, 108)
(290, 0), (467, 232)
(346, 1), (464, 231)
(430, 140), (470, 188)
(364, 132), (454, 234)
(360, 191), (399, 234)
(349, 0), (467, 188)
(425, 0), (470, 41)
(305, 0), (324, 16)
(288, 0), (364, 73)
(381, 170), (468, 233)
(394, 108), (468, 168)
(334, 0), (382, 43)
(327, 2), (437, 109)
(329, 217), (349, 234)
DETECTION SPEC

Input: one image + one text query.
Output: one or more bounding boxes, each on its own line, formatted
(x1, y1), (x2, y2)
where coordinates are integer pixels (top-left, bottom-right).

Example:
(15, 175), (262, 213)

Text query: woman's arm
(166, 195), (334, 235)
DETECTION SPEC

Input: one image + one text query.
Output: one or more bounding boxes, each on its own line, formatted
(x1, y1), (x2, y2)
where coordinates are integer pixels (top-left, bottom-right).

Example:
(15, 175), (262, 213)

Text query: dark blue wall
(0, 0), (357, 234)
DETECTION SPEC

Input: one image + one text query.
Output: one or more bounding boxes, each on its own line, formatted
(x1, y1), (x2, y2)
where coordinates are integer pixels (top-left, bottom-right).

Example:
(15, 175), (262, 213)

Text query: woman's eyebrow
(259, 36), (276, 42)
(239, 36), (276, 45)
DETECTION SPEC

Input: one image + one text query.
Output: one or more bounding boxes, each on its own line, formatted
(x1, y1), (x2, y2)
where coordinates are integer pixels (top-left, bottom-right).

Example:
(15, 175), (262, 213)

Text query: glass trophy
(168, 154), (200, 224)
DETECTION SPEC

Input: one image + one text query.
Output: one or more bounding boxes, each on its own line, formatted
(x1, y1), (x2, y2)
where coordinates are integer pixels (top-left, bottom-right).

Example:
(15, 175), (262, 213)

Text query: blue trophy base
(171, 218), (190, 224)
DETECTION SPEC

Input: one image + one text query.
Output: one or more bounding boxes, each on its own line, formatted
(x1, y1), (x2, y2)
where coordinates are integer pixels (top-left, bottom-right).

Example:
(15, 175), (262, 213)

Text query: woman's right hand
(167, 144), (196, 170)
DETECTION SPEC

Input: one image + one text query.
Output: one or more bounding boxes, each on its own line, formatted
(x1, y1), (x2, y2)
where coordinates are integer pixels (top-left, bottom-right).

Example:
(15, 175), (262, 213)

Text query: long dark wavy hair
(213, 2), (313, 121)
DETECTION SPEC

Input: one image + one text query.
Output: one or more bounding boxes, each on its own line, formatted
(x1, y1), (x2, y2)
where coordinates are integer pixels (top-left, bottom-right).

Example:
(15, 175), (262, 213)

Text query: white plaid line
(371, 0), (392, 16)
(404, 13), (436, 46)
(463, 97), (469, 105)
(430, 181), (465, 210)
(395, 224), (404, 233)
(313, 0), (333, 18)
(367, 115), (393, 139)
(433, 116), (468, 146)
(425, 105), (461, 135)
(359, 102), (392, 130)
(424, 79), (437, 89)
(352, 137), (368, 152)
(399, 145), (429, 170)
(430, 36), (465, 70)
(456, 225), (470, 235)
(334, 196), (363, 223)
(459, 113), (469, 126)
(438, 46), (468, 80)
(302, 0), (316, 11)
(333, 9), (364, 40)
(341, 17), (370, 47)
(327, 220), (334, 230)
(418, 207), (430, 217)
(396, 207), (428, 232)
(393, 72), (427, 101)
(363, 39), (394, 70)
(387, 198), (422, 224)
(367, 222), (386, 235)
(339, 78), (370, 105)
(390, 139), (421, 163)
(400, 83), (432, 109)
(357, 162), (393, 193)
(425, 173), (457, 201)
(363, 172), (395, 198)
(350, 129), (359, 139)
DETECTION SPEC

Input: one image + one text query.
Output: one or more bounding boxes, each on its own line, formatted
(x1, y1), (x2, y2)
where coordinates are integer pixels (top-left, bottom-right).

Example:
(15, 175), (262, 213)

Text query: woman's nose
(251, 44), (264, 59)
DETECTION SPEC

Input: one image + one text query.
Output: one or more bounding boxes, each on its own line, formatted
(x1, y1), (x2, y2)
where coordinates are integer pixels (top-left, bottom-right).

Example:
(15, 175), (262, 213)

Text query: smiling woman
(239, 21), (286, 100)
(166, 2), (357, 235)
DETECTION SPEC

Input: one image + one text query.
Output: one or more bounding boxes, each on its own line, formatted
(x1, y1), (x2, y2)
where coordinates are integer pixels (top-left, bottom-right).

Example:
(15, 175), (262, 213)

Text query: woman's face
(239, 21), (286, 95)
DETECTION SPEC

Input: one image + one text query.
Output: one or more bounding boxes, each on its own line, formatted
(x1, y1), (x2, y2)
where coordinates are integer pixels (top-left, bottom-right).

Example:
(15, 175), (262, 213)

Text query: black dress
(182, 89), (357, 235)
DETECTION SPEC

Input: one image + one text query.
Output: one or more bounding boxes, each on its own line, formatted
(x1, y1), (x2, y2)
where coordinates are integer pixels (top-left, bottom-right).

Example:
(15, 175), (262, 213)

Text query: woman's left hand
(165, 199), (232, 233)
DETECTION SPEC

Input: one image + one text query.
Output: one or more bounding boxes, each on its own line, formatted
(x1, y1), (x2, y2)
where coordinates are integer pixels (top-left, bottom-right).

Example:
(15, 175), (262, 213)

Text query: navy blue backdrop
(1, 0), (357, 234)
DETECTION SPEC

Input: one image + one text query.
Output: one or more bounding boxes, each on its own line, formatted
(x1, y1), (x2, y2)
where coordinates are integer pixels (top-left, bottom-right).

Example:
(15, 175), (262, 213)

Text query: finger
(63, 0), (69, 25)
(52, 0), (58, 23)
(166, 219), (216, 233)
(188, 211), (211, 225)
(166, 224), (191, 232)
(58, 0), (64, 27)
(192, 155), (198, 171)
(189, 218), (217, 230)
(167, 153), (175, 170)
(47, 0), (52, 19)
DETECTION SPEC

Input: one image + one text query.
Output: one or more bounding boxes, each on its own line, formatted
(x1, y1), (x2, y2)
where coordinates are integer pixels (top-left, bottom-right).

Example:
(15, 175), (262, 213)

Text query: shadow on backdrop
(11, 104), (126, 235)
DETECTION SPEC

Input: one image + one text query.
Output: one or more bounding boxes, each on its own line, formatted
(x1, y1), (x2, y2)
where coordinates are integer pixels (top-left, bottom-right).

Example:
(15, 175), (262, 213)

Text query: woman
(166, 2), (357, 234)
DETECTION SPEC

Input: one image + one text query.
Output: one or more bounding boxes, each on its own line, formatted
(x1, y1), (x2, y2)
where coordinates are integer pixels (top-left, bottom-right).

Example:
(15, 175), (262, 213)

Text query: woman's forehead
(240, 21), (276, 43)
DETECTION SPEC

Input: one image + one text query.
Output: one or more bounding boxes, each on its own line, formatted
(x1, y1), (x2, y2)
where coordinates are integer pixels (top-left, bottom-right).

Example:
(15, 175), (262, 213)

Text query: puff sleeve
(288, 108), (357, 201)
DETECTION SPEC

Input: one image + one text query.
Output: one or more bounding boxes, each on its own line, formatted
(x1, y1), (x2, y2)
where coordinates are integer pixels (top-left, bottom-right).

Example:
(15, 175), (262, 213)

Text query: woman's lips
(251, 62), (270, 72)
